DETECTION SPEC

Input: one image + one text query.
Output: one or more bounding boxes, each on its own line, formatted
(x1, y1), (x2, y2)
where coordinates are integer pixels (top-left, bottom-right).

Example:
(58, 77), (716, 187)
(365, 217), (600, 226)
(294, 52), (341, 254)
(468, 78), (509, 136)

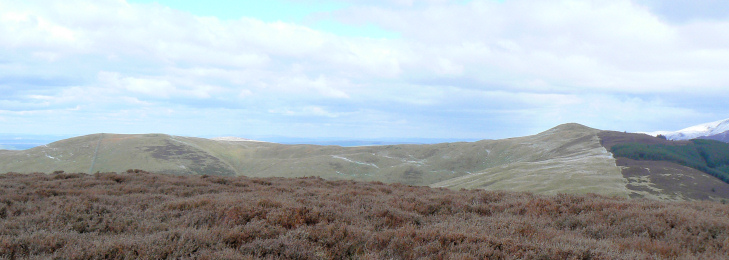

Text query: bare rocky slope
(2, 124), (728, 201)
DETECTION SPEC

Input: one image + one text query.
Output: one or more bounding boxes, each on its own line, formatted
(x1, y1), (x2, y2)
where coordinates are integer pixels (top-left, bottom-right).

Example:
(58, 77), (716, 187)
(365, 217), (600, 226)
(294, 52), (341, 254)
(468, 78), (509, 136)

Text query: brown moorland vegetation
(598, 131), (729, 201)
(0, 171), (728, 259)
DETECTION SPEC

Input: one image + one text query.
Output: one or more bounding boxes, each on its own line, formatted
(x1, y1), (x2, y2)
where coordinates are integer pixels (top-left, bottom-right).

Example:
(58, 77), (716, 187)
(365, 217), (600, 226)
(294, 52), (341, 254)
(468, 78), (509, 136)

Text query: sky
(1, 0), (729, 140)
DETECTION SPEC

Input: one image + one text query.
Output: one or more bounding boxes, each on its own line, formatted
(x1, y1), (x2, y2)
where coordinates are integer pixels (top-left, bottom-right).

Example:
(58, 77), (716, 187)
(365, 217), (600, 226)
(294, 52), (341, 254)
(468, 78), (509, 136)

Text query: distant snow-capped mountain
(644, 118), (729, 141)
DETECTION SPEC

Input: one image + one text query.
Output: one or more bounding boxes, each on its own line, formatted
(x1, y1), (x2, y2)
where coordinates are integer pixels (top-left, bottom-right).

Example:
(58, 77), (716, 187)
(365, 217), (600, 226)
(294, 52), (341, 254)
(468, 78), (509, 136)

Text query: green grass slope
(0, 132), (501, 186)
(12, 124), (721, 200)
(431, 124), (629, 197)
(185, 138), (501, 186)
(0, 134), (236, 176)
(0, 124), (626, 196)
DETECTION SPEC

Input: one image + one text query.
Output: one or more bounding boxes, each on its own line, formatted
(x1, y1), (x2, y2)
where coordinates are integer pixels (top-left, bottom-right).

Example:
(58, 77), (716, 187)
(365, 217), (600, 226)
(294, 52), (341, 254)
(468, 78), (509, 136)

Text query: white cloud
(98, 72), (175, 98)
(2, 0), (729, 138)
(274, 75), (351, 99)
(238, 89), (253, 98)
(269, 106), (343, 118)
(96, 71), (227, 99)
(334, 0), (729, 94)
(0, 11), (78, 48)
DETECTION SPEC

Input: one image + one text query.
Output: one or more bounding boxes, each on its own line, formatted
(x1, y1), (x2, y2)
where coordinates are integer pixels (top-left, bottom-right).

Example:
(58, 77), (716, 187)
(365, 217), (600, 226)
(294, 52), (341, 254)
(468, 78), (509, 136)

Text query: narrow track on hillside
(88, 133), (103, 173)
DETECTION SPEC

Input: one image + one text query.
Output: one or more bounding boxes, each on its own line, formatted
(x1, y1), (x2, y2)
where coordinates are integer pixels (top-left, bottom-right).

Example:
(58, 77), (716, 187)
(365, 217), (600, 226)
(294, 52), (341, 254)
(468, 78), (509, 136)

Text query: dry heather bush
(0, 171), (728, 259)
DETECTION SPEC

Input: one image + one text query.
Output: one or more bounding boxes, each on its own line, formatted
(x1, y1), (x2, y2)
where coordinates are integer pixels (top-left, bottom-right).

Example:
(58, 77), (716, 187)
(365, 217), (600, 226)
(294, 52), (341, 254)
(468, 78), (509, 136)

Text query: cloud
(96, 71), (224, 99)
(269, 106), (344, 118)
(637, 0), (729, 23)
(1, 0), (728, 138)
(98, 72), (175, 98)
(334, 0), (729, 94)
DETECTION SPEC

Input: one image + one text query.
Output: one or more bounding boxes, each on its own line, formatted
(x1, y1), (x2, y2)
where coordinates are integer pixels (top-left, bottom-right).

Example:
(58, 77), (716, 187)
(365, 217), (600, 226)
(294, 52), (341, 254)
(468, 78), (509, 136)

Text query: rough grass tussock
(0, 171), (728, 259)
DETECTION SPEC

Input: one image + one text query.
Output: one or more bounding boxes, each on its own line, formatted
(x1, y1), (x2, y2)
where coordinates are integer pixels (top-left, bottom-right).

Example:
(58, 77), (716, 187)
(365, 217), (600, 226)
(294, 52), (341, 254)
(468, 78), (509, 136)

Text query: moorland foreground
(0, 171), (727, 259)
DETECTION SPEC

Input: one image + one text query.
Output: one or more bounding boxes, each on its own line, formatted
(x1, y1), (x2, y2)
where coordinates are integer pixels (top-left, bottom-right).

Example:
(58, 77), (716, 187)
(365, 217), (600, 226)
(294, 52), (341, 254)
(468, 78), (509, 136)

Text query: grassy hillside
(0, 133), (499, 186)
(4, 124), (728, 201)
(0, 134), (236, 176)
(1, 171), (727, 259)
(431, 124), (628, 197)
(610, 139), (729, 183)
(0, 124), (627, 196)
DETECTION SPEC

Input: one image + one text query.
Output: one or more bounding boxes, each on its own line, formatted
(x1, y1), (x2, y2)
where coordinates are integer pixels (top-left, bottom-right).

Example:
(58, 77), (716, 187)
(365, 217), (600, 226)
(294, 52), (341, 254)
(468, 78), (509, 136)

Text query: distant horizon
(0, 132), (486, 150)
(3, 118), (728, 150)
(1, 121), (587, 147)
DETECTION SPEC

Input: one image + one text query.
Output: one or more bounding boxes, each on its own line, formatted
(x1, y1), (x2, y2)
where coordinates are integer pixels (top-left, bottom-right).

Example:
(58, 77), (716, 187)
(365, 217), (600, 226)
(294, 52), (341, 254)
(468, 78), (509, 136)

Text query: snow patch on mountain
(643, 118), (729, 140)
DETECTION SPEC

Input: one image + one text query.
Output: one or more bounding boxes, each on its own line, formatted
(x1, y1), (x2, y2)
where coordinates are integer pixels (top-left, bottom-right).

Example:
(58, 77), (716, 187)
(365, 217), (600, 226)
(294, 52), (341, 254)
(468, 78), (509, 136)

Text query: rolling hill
(2, 123), (728, 201)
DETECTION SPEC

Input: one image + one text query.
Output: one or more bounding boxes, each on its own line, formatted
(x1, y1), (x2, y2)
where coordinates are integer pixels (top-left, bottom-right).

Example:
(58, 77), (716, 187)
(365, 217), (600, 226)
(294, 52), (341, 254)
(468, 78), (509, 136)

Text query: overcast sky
(2, 0), (728, 139)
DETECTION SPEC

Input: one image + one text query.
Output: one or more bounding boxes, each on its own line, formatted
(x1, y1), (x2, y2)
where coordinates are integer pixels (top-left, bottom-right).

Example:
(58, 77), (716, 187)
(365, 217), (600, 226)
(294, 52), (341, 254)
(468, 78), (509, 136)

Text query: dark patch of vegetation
(141, 140), (235, 176)
(598, 131), (690, 150)
(611, 139), (729, 183)
(0, 171), (728, 259)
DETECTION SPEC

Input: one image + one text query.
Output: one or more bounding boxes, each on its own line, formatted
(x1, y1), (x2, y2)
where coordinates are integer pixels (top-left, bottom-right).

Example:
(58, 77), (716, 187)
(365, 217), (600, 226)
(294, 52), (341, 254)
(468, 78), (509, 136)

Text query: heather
(0, 171), (728, 259)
